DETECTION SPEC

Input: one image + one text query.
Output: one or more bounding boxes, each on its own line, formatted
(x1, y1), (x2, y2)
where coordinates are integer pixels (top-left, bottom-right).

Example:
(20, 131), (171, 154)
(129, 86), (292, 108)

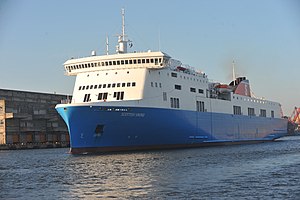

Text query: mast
(122, 8), (125, 41)
(116, 8), (128, 54)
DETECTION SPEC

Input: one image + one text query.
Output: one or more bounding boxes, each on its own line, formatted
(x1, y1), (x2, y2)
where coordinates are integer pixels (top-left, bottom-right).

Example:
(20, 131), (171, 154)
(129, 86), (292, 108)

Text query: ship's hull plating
(56, 105), (287, 154)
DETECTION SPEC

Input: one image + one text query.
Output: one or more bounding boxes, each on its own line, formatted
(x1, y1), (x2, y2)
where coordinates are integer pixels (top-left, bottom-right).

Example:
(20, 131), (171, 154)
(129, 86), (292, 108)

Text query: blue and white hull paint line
(56, 104), (287, 154)
(56, 9), (288, 154)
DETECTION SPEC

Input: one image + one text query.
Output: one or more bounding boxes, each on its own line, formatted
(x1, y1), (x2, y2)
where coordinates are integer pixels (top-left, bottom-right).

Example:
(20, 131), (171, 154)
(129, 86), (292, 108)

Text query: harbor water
(1, 136), (300, 199)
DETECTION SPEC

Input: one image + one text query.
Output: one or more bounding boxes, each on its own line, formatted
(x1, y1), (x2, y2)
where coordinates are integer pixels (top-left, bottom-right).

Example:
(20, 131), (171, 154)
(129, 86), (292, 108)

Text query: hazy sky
(0, 0), (299, 115)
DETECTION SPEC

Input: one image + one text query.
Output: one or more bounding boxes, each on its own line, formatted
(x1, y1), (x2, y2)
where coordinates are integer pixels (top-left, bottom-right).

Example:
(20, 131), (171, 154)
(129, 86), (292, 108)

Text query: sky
(0, 0), (299, 115)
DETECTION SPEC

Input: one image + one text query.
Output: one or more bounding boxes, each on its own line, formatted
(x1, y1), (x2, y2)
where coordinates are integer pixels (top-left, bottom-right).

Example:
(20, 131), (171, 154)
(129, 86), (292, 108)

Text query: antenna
(106, 35), (109, 55)
(122, 8), (125, 41)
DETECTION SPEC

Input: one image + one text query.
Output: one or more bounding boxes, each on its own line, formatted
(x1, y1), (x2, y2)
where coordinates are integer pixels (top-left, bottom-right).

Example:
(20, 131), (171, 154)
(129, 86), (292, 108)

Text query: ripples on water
(1, 136), (300, 199)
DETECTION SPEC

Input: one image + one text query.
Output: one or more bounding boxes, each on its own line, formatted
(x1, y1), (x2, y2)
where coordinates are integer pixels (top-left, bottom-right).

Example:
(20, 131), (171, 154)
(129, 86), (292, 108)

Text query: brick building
(0, 89), (70, 147)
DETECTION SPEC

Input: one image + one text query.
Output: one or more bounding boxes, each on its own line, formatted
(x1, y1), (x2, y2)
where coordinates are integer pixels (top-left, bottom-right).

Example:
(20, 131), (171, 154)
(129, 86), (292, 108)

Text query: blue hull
(56, 105), (288, 154)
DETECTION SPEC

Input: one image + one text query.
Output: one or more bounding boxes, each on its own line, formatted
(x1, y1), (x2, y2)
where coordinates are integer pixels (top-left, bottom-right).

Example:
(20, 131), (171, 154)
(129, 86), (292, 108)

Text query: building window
(248, 107), (255, 116)
(233, 106), (242, 115)
(79, 86), (82, 90)
(112, 83), (116, 88)
(196, 101), (205, 112)
(108, 84), (111, 88)
(117, 83), (120, 87)
(90, 85), (93, 89)
(163, 92), (167, 101)
(122, 83), (126, 87)
(198, 89), (204, 94)
(127, 82), (131, 87)
(94, 85), (98, 89)
(132, 82), (136, 87)
(170, 97), (180, 108)
(260, 109), (266, 117)
(175, 85), (181, 90)
(271, 110), (274, 118)
(171, 72), (177, 77)
(82, 86), (85, 90)
(190, 87), (196, 93)
(151, 82), (153, 87)
(159, 83), (162, 88)
(155, 82), (158, 87)
(98, 84), (102, 88)
(103, 84), (107, 88)
(86, 85), (89, 90)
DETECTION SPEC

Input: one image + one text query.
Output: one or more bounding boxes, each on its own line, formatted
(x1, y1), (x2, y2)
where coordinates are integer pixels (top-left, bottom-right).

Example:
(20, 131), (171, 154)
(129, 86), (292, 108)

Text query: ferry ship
(56, 10), (288, 154)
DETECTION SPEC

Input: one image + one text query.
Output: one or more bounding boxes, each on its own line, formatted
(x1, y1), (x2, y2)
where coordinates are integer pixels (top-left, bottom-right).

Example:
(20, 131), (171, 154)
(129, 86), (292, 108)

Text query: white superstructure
(62, 9), (282, 120)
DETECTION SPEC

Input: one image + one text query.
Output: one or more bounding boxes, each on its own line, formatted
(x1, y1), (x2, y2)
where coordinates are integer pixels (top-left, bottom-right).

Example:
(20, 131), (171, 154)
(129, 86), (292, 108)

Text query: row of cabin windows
(233, 106), (274, 117)
(174, 84), (204, 94)
(79, 82), (136, 90)
(233, 95), (277, 106)
(170, 72), (208, 83)
(67, 58), (163, 71)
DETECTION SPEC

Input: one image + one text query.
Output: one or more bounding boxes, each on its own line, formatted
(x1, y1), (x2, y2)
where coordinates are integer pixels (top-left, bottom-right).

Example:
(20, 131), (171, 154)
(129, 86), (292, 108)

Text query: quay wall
(0, 89), (70, 149)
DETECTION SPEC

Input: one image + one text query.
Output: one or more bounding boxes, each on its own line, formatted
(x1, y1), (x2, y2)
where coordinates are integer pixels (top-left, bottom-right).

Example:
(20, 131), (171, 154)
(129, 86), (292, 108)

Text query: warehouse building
(0, 89), (70, 149)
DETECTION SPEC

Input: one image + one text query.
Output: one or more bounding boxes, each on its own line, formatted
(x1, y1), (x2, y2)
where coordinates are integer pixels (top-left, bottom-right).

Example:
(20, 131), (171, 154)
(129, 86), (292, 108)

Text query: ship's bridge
(64, 51), (171, 76)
